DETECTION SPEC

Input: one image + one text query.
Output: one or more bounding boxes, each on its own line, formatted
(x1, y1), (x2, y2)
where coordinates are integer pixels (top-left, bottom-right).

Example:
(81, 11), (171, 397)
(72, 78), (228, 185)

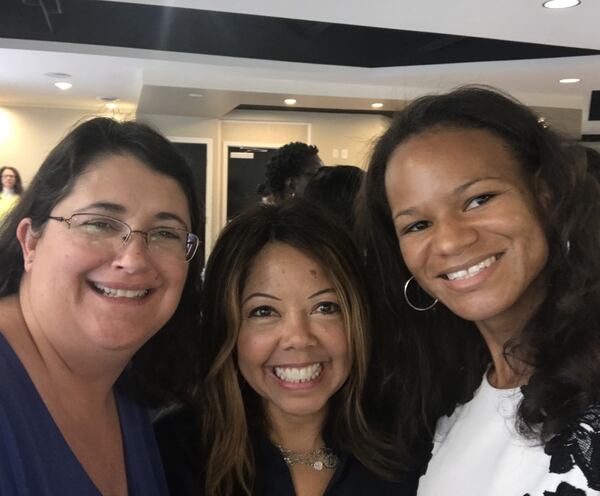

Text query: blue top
(0, 332), (169, 496)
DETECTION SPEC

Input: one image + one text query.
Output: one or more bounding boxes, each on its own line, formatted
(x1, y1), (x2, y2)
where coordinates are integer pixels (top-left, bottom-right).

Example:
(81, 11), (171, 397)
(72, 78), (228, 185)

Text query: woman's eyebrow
(73, 202), (189, 228)
(242, 292), (281, 304)
(308, 288), (336, 299)
(393, 176), (503, 219)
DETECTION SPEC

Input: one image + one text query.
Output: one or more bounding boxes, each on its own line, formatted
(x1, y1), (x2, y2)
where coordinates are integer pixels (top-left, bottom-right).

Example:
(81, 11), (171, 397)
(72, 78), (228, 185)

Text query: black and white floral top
(417, 373), (600, 496)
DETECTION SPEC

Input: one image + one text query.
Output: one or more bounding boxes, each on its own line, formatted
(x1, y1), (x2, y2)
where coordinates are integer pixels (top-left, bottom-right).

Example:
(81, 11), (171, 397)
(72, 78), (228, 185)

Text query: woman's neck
(267, 405), (327, 452)
(2, 188), (16, 197)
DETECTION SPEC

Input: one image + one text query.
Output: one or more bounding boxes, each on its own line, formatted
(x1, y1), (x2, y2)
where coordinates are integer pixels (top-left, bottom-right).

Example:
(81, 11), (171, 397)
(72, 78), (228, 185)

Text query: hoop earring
(403, 276), (438, 312)
(565, 239), (571, 256)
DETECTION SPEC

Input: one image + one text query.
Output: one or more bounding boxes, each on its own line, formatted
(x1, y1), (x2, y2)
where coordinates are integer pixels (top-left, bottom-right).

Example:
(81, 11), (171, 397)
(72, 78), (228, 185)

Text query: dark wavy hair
(304, 165), (364, 230)
(357, 85), (600, 471)
(195, 200), (399, 496)
(257, 142), (319, 200)
(1, 166), (23, 194)
(0, 117), (203, 406)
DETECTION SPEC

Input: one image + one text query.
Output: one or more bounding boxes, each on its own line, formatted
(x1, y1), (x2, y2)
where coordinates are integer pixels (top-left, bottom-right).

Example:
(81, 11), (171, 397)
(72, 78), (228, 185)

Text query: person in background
(304, 165), (364, 231)
(0, 117), (202, 495)
(0, 166), (23, 220)
(155, 200), (416, 496)
(358, 86), (600, 495)
(257, 142), (323, 203)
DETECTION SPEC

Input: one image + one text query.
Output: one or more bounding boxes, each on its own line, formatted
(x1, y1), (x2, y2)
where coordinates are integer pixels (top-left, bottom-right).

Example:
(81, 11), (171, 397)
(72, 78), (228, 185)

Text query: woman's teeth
(274, 363), (322, 383)
(446, 256), (498, 281)
(93, 283), (149, 299)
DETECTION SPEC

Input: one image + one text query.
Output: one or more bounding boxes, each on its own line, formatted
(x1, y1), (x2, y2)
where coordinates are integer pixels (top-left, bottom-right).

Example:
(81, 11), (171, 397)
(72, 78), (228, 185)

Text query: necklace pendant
(313, 461), (324, 471)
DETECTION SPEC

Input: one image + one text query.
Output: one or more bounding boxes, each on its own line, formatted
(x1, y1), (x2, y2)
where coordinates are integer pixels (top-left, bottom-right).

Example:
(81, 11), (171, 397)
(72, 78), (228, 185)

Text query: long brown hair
(197, 200), (397, 496)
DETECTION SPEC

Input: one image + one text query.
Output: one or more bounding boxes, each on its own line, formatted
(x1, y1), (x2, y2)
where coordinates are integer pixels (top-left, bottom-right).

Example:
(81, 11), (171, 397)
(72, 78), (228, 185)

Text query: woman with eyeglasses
(0, 166), (24, 221)
(0, 117), (202, 495)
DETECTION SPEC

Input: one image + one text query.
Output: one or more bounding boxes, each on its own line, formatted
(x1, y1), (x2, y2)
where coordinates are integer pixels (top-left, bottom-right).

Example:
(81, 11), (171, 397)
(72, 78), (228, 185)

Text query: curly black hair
(257, 142), (319, 200)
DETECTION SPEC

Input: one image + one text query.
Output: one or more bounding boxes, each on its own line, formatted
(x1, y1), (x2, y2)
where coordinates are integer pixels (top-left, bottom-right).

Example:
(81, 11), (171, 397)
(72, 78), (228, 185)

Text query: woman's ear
(16, 218), (39, 272)
(285, 177), (296, 197)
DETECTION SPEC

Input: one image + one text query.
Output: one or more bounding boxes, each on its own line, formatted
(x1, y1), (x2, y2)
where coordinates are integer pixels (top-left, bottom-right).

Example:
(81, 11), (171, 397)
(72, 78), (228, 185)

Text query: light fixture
(559, 78), (581, 84)
(105, 102), (119, 110)
(542, 0), (580, 8)
(188, 92), (204, 98)
(284, 98), (297, 105)
(45, 72), (72, 79)
(371, 102), (384, 109)
(54, 82), (72, 90)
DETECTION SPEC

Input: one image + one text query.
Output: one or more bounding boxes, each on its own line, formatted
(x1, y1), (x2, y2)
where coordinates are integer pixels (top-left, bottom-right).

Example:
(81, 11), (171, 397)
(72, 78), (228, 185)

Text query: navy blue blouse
(0, 333), (169, 496)
(155, 406), (417, 495)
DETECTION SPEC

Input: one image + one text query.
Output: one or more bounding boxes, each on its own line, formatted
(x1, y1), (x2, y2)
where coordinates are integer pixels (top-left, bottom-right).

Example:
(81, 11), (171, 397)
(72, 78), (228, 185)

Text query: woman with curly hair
(358, 86), (600, 495)
(257, 142), (323, 203)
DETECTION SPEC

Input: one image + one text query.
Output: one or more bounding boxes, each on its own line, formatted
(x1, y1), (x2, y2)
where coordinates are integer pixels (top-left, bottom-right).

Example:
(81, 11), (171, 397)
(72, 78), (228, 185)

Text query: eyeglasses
(48, 213), (200, 263)
(1, 174), (16, 179)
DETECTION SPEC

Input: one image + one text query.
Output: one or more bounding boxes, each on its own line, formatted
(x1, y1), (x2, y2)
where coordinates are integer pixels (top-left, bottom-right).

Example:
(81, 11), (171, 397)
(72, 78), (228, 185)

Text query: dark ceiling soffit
(2, 0), (599, 68)
(20, 0), (62, 33)
(235, 104), (394, 118)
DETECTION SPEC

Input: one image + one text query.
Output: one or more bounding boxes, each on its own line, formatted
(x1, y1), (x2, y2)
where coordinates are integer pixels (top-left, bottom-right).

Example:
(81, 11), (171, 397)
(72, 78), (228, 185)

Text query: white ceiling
(2, 0), (600, 133)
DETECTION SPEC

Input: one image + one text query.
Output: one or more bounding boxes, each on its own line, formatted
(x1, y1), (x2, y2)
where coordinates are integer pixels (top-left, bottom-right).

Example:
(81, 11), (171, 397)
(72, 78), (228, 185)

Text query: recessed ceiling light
(45, 72), (72, 79)
(98, 96), (118, 102)
(284, 98), (297, 105)
(54, 82), (72, 90)
(188, 92), (204, 98)
(559, 78), (581, 83)
(371, 102), (384, 109)
(542, 0), (580, 8)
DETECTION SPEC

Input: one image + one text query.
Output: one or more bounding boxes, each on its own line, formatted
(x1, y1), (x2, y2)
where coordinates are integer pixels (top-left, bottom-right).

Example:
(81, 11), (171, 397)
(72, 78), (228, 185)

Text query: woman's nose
(112, 232), (153, 272)
(280, 313), (317, 349)
(431, 216), (478, 257)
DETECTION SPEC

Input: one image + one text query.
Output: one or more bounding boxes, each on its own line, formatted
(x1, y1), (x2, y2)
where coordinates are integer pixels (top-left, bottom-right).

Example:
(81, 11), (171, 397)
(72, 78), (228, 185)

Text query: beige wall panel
(0, 105), (92, 187)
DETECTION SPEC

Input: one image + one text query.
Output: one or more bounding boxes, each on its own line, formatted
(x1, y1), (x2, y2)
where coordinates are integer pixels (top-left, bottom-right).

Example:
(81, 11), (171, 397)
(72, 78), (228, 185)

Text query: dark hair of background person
(0, 117), (203, 407)
(582, 145), (600, 182)
(303, 165), (364, 231)
(0, 166), (24, 194)
(357, 85), (600, 471)
(256, 142), (320, 200)
(193, 200), (400, 496)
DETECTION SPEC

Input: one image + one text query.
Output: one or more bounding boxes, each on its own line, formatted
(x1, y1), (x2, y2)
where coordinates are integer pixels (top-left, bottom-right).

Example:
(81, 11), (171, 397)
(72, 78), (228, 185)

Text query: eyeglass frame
(47, 212), (200, 262)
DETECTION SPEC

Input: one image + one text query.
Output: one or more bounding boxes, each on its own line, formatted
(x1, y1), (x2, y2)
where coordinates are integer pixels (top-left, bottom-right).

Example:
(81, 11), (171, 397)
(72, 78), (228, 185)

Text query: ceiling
(1, 0), (600, 135)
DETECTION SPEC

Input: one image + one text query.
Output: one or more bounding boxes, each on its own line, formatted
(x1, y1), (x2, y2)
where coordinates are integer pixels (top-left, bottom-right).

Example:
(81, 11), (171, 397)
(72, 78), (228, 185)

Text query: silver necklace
(276, 444), (339, 471)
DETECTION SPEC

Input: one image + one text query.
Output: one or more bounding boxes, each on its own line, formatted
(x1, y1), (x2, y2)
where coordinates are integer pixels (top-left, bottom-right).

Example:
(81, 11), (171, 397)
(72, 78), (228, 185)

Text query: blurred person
(304, 165), (364, 231)
(257, 142), (323, 203)
(0, 166), (23, 220)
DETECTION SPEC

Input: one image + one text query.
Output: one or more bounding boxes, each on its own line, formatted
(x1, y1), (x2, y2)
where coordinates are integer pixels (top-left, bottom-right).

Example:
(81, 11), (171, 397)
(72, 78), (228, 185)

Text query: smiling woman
(0, 117), (203, 495)
(358, 86), (600, 495)
(154, 200), (416, 496)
